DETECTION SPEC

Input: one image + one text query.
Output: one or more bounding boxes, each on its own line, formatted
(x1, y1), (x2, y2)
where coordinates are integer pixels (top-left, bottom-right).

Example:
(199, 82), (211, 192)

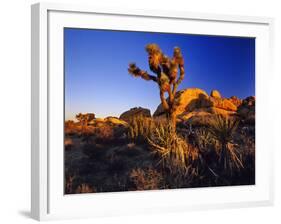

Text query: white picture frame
(31, 2), (274, 221)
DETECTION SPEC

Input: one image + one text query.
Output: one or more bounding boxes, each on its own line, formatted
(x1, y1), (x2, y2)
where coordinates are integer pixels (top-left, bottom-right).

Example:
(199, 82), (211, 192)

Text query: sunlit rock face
(210, 89), (221, 99)
(153, 88), (209, 117)
(229, 96), (243, 107)
(153, 88), (252, 126)
(88, 116), (128, 127)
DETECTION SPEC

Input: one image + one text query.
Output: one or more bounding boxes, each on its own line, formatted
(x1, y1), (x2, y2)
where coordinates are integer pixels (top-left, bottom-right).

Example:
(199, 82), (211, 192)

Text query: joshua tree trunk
(128, 44), (185, 130)
(170, 111), (177, 130)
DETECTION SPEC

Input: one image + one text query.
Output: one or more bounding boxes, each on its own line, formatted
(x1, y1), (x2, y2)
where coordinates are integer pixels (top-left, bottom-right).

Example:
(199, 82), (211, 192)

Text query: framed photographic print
(31, 2), (274, 221)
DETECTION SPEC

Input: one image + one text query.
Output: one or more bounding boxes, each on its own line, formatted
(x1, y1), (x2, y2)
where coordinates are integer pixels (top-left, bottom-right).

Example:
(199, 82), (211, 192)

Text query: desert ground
(64, 88), (255, 194)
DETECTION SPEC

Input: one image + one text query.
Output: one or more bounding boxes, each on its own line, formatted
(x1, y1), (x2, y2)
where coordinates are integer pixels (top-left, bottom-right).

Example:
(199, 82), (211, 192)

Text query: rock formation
(153, 88), (246, 126)
(210, 89), (221, 98)
(88, 116), (128, 127)
(229, 96), (243, 107)
(153, 88), (210, 117)
(119, 107), (151, 121)
(237, 96), (255, 124)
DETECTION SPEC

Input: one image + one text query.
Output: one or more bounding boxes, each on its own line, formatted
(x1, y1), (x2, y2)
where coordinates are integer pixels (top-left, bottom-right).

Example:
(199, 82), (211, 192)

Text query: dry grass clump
(65, 175), (75, 194)
(127, 116), (155, 142)
(130, 167), (163, 190)
(65, 175), (96, 194)
(75, 184), (96, 193)
(147, 122), (199, 175)
(65, 119), (96, 137)
(208, 115), (243, 174)
(95, 124), (114, 142)
(65, 120), (74, 129)
(65, 120), (78, 135)
(64, 137), (73, 150)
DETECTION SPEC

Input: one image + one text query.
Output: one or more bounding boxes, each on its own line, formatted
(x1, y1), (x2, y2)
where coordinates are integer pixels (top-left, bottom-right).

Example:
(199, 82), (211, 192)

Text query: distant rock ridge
(88, 116), (128, 127)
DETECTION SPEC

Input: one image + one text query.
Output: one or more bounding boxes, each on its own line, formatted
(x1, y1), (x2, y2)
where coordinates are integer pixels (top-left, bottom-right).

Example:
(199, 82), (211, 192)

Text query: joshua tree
(128, 44), (185, 129)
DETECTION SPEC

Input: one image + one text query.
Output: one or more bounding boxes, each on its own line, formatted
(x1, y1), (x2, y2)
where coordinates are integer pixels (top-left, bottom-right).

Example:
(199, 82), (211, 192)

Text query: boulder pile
(153, 88), (254, 125)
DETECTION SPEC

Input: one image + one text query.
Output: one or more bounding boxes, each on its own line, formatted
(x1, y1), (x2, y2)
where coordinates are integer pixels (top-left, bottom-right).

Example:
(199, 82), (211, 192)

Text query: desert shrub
(65, 175), (75, 194)
(96, 124), (114, 138)
(208, 115), (243, 174)
(65, 174), (87, 194)
(82, 143), (106, 160)
(75, 183), (96, 193)
(93, 124), (128, 145)
(129, 167), (163, 190)
(65, 121), (80, 136)
(107, 157), (128, 174)
(116, 144), (143, 157)
(80, 126), (95, 142)
(127, 115), (155, 142)
(237, 131), (255, 184)
(64, 137), (73, 150)
(147, 122), (199, 175)
(65, 120), (74, 127)
(94, 124), (114, 143)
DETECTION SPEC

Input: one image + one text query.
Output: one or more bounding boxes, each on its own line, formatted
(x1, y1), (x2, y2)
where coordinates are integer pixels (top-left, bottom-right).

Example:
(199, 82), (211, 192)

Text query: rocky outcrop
(153, 88), (239, 126)
(120, 107), (151, 121)
(229, 96), (243, 107)
(237, 96), (255, 124)
(153, 88), (210, 117)
(178, 107), (237, 126)
(88, 116), (128, 127)
(210, 90), (221, 98)
(209, 97), (237, 112)
(105, 116), (128, 126)
(154, 88), (237, 115)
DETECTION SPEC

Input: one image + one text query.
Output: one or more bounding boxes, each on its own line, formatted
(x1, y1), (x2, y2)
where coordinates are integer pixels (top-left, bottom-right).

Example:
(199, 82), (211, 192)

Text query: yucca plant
(195, 128), (214, 151)
(147, 121), (198, 175)
(208, 115), (243, 174)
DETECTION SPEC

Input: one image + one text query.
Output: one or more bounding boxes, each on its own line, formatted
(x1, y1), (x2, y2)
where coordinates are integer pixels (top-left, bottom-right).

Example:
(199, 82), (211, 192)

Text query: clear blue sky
(64, 28), (255, 120)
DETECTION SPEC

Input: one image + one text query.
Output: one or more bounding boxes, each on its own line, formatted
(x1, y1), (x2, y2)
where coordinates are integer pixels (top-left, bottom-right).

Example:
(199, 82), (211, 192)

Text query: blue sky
(64, 28), (255, 120)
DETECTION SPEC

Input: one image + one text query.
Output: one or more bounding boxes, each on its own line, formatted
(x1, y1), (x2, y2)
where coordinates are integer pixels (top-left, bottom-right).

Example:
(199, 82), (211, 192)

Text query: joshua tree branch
(128, 63), (158, 82)
(172, 47), (185, 95)
(172, 65), (185, 95)
(177, 65), (185, 85)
